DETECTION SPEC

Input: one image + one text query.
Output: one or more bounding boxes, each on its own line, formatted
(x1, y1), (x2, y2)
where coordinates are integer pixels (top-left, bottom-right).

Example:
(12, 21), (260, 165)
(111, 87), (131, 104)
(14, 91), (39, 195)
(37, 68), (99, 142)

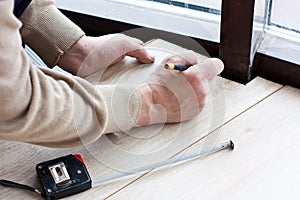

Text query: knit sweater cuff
(20, 1), (85, 67)
(97, 85), (141, 133)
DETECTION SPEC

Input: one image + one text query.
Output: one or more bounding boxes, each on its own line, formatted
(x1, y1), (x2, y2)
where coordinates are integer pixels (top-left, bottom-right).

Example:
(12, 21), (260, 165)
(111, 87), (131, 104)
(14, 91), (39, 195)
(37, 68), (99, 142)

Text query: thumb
(185, 58), (224, 80)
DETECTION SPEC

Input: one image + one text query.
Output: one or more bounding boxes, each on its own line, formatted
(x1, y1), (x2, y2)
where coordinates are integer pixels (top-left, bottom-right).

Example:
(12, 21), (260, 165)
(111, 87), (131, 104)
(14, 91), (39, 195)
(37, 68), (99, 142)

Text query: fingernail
(150, 55), (155, 61)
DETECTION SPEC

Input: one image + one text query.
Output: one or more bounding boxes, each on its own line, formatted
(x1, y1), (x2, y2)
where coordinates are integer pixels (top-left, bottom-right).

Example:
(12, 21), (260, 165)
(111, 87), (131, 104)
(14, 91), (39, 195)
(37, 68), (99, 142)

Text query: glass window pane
(146, 0), (221, 10)
(270, 0), (300, 32)
(185, 0), (221, 10)
(57, 0), (222, 42)
(145, 0), (221, 13)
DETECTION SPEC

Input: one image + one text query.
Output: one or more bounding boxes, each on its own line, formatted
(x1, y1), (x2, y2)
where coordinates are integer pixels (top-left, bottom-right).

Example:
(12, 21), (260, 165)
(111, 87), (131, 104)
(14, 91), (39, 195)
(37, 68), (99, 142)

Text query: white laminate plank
(109, 86), (300, 200)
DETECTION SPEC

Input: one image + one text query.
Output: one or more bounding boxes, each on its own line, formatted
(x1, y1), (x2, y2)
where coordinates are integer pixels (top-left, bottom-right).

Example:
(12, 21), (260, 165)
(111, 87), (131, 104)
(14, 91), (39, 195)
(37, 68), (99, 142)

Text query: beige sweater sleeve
(0, 0), (140, 148)
(19, 0), (85, 67)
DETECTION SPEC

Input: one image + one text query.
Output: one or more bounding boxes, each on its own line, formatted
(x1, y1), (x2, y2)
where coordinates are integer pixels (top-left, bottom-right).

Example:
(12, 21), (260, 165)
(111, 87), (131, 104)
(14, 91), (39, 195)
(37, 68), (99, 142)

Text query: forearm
(0, 1), (140, 148)
(19, 0), (85, 67)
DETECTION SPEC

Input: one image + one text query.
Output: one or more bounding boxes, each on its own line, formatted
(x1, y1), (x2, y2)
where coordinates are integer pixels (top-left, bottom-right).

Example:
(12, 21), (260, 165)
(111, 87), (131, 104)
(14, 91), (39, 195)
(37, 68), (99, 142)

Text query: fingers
(162, 50), (197, 66)
(162, 48), (224, 78)
(184, 58), (224, 80)
(126, 48), (155, 64)
(112, 34), (155, 64)
(124, 35), (155, 63)
(162, 50), (224, 80)
(128, 37), (144, 45)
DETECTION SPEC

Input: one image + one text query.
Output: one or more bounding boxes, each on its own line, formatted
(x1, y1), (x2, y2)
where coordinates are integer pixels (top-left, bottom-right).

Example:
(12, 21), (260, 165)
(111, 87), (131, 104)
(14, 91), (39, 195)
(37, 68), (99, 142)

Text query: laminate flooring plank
(0, 79), (282, 200)
(109, 86), (300, 200)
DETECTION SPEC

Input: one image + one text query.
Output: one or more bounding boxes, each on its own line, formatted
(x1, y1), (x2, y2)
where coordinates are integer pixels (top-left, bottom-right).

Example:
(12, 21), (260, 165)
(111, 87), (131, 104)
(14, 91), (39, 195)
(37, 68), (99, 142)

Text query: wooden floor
(1, 40), (300, 199)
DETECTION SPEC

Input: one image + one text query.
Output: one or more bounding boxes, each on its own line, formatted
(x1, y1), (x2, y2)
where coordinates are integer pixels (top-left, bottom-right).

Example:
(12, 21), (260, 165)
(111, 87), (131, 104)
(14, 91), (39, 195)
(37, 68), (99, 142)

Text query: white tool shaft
(92, 140), (234, 186)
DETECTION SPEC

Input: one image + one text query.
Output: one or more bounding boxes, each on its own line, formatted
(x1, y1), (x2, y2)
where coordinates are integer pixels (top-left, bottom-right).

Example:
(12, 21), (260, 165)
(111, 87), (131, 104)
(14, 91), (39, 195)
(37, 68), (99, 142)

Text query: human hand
(58, 34), (154, 77)
(136, 51), (224, 126)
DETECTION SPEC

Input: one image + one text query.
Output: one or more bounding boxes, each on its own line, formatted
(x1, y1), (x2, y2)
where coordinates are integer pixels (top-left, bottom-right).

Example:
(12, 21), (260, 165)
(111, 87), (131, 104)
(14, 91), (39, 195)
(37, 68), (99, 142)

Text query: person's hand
(136, 51), (224, 126)
(58, 34), (154, 77)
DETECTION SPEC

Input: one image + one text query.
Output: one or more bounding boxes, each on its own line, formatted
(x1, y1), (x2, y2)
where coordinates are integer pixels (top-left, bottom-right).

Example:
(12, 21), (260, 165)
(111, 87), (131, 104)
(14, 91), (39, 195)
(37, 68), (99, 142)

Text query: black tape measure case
(36, 154), (92, 200)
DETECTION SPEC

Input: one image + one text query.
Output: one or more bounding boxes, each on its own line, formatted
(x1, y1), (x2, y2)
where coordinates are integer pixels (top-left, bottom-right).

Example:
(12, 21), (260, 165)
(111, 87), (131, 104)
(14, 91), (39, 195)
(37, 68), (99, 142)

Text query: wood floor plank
(109, 86), (300, 200)
(0, 40), (282, 199)
(0, 78), (281, 200)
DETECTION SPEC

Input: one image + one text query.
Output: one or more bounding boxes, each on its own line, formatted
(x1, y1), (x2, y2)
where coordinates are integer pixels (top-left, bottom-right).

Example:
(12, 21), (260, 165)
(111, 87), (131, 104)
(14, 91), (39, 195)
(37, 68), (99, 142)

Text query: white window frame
(56, 0), (221, 42)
